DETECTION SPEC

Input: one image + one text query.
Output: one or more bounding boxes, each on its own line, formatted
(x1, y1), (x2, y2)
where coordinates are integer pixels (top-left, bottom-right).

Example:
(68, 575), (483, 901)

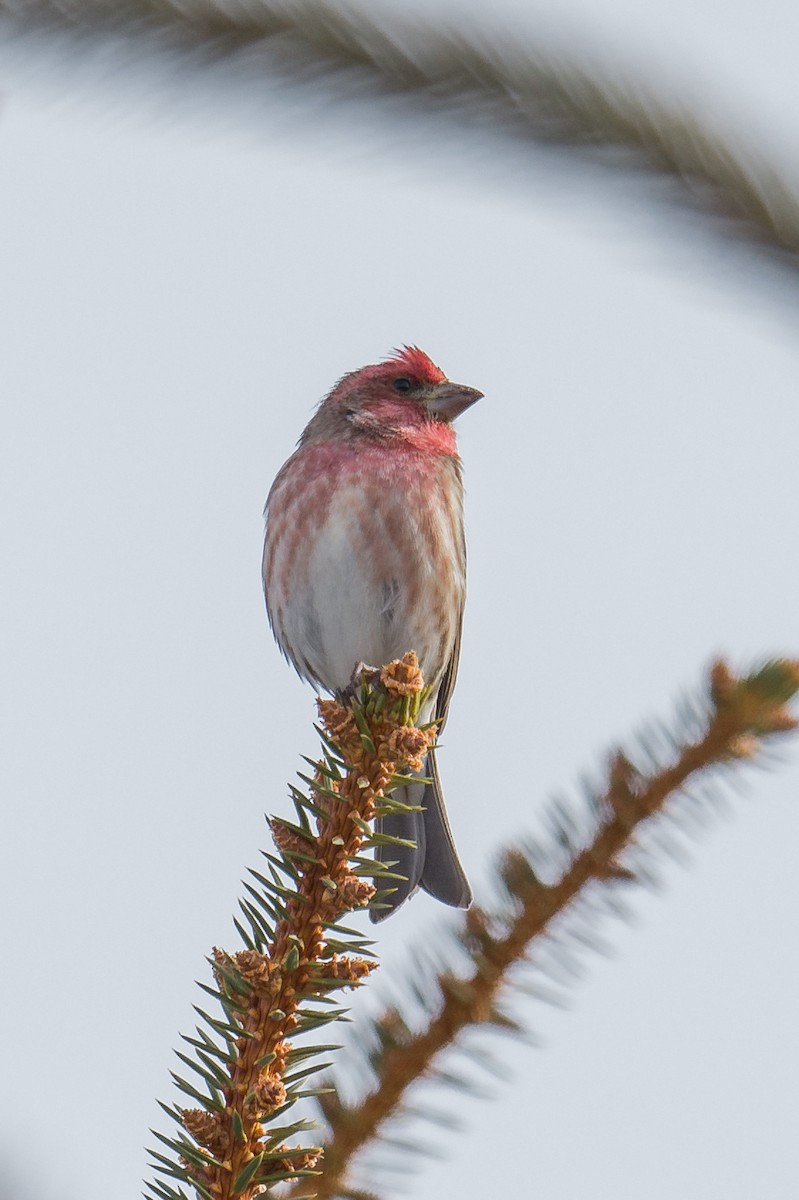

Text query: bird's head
(300, 347), (483, 448)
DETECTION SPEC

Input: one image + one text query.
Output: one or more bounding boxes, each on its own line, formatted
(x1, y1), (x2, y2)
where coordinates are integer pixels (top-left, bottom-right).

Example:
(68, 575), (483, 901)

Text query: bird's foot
(336, 661), (381, 705)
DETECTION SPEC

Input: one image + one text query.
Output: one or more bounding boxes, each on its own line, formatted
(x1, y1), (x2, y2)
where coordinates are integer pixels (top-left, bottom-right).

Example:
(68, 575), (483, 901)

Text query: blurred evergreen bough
(3, 0), (799, 270)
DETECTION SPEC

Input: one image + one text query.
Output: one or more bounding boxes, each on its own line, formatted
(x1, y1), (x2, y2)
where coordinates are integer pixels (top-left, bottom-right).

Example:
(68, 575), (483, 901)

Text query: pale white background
(1, 2), (798, 1197)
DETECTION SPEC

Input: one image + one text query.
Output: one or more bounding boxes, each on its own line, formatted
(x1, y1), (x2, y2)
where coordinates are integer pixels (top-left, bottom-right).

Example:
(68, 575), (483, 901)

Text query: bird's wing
(434, 600), (464, 734)
(418, 604), (472, 911)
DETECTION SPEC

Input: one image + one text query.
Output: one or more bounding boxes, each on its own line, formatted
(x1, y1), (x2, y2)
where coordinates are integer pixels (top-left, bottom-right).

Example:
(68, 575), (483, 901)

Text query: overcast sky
(1, 2), (798, 1198)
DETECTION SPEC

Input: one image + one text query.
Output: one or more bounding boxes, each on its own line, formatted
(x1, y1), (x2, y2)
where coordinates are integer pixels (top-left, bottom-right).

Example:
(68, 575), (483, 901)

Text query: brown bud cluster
(331, 875), (375, 912)
(233, 950), (282, 992)
(213, 947), (284, 998)
(270, 1040), (291, 1077)
(317, 698), (358, 743)
(268, 1143), (323, 1175)
(181, 1108), (230, 1156)
(381, 650), (425, 695)
(385, 725), (430, 772)
(244, 1072), (287, 1118)
(269, 817), (316, 857)
(315, 953), (377, 985)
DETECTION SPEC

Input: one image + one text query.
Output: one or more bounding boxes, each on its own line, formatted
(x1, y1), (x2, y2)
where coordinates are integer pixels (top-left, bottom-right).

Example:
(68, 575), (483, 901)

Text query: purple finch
(262, 347), (481, 920)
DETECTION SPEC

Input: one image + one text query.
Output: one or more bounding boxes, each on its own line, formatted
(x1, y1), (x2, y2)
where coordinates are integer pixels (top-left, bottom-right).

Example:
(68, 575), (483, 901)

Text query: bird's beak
(423, 381), (484, 422)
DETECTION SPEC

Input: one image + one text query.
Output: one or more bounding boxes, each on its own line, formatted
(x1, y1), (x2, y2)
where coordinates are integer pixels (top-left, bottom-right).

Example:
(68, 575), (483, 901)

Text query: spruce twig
(146, 652), (436, 1200)
(301, 658), (799, 1198)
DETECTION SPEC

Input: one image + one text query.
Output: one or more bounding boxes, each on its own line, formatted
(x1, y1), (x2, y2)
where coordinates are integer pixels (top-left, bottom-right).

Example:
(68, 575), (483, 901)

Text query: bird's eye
(393, 377), (413, 393)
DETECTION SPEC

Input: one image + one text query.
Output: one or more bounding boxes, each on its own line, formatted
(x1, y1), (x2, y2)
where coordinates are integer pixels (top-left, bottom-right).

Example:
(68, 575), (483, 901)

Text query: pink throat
(393, 419), (458, 456)
(296, 425), (458, 485)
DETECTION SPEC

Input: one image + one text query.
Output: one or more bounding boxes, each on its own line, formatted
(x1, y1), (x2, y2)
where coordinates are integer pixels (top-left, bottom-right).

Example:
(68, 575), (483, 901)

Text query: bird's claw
(335, 661), (381, 705)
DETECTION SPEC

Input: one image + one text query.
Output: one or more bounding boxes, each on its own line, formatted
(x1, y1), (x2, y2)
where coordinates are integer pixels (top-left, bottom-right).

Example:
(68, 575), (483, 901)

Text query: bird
(262, 346), (481, 920)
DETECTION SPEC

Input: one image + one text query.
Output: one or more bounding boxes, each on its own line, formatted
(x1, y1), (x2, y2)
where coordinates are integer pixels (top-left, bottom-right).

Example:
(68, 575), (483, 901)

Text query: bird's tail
(370, 748), (472, 923)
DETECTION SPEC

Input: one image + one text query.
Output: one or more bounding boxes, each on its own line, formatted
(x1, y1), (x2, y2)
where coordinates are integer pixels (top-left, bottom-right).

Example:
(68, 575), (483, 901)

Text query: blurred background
(1, 1), (798, 1197)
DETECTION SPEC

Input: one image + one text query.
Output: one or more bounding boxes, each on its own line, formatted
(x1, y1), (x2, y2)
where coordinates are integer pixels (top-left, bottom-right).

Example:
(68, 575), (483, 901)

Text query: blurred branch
(3, 1), (799, 268)
(297, 658), (799, 1198)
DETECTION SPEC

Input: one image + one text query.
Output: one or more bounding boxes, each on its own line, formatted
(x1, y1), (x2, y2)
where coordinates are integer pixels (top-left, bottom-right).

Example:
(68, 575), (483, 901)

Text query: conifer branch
(301, 658), (799, 1198)
(146, 652), (437, 1200)
(3, 1), (799, 266)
